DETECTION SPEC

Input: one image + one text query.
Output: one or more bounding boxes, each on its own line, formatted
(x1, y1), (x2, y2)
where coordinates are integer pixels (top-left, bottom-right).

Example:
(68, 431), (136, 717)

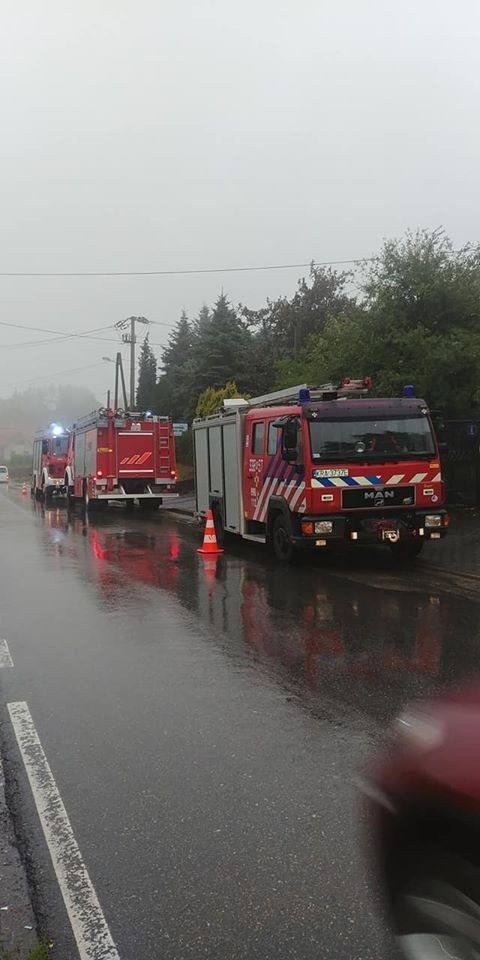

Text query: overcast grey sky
(1, 0), (479, 402)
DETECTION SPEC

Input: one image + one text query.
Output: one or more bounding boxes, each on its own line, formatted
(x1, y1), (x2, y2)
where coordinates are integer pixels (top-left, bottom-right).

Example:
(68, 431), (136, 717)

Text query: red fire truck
(66, 407), (177, 510)
(32, 424), (70, 501)
(193, 380), (449, 561)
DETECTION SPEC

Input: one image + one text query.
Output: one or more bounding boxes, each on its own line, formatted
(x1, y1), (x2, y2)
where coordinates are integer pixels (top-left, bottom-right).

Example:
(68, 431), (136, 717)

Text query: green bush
(175, 430), (193, 467)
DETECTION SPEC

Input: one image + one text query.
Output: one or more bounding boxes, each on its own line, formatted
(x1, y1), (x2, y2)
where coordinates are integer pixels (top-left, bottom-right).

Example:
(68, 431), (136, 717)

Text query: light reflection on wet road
(0, 489), (479, 960)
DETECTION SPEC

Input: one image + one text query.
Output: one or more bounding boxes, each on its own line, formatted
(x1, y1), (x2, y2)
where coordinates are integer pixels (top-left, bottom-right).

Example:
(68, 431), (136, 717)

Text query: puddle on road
(27, 498), (480, 725)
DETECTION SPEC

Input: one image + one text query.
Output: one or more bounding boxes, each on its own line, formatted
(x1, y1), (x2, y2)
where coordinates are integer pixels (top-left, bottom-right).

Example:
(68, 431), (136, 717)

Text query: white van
(0, 466), (9, 483)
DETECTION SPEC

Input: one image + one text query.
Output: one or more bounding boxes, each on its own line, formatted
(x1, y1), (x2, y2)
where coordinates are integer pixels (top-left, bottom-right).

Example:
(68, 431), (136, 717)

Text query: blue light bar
(298, 388), (311, 404)
(402, 384), (416, 398)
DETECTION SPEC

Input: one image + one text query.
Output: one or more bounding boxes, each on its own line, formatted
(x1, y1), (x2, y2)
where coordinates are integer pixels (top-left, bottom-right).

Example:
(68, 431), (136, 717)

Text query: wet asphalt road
(0, 488), (479, 960)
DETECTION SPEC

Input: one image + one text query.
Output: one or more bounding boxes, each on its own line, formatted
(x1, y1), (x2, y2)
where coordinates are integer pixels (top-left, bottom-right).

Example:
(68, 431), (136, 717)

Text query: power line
(4, 360), (107, 390)
(0, 257), (376, 278)
(0, 317), (176, 352)
(1, 323), (118, 351)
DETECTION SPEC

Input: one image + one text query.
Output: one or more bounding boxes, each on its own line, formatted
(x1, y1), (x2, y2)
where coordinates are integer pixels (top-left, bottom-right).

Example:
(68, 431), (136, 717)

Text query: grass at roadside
(177, 463), (194, 481)
(0, 941), (52, 960)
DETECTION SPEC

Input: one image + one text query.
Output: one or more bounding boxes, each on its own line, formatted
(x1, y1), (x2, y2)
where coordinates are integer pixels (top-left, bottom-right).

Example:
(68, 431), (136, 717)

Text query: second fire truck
(193, 379), (448, 561)
(66, 407), (177, 510)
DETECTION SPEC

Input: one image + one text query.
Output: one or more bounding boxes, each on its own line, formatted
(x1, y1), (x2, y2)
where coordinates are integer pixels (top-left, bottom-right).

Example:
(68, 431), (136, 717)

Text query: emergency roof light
(402, 384), (416, 398)
(50, 423), (65, 436)
(298, 388), (311, 403)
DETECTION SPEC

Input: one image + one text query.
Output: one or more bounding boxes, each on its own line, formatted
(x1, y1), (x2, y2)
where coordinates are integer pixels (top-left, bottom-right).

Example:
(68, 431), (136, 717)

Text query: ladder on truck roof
(247, 378), (372, 409)
(72, 408), (170, 430)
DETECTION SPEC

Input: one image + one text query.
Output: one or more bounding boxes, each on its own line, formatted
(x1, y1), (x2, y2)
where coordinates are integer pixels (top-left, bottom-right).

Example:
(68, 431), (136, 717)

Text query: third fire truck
(66, 407), (177, 510)
(32, 423), (70, 501)
(193, 379), (448, 561)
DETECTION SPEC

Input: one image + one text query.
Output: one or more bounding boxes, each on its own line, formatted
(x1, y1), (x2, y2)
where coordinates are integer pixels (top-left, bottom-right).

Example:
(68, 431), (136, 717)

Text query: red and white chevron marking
(253, 479), (306, 523)
(384, 471), (442, 484)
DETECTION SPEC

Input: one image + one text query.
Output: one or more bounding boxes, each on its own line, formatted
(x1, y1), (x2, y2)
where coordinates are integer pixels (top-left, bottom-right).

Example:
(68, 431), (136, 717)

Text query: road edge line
(422, 563), (480, 583)
(7, 701), (120, 960)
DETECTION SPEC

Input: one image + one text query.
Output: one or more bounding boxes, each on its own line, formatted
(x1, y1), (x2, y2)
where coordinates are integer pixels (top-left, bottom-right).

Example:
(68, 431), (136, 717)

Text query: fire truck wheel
(390, 540), (424, 561)
(35, 487), (42, 502)
(44, 488), (53, 504)
(271, 514), (295, 562)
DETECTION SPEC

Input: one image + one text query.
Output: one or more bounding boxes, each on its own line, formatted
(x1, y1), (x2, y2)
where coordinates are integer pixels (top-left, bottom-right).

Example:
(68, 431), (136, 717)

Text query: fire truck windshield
(309, 416), (436, 461)
(53, 436), (69, 456)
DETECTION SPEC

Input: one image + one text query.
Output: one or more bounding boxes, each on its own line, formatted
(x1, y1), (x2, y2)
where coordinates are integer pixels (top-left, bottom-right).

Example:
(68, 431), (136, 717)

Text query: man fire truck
(32, 423), (70, 502)
(66, 407), (177, 510)
(193, 379), (448, 561)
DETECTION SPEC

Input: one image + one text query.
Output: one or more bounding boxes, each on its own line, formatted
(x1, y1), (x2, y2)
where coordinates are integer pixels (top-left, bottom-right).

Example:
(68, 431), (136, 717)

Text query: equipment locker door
(223, 422), (241, 532)
(208, 426), (223, 497)
(117, 430), (155, 477)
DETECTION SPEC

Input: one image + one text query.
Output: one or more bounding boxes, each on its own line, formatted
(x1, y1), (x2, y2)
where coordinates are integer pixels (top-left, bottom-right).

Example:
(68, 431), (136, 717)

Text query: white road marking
(0, 641), (13, 668)
(7, 702), (120, 960)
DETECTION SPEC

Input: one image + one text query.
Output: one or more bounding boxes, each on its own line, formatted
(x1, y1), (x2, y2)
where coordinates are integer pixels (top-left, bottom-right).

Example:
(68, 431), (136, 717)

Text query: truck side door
(243, 418), (266, 520)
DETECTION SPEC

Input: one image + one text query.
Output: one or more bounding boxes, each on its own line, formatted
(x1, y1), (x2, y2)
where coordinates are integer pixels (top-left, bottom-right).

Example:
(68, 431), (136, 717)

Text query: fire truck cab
(193, 380), (448, 561)
(32, 424), (70, 502)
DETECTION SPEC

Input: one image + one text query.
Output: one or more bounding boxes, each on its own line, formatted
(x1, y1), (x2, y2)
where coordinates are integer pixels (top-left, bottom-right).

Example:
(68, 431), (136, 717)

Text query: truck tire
(212, 505), (225, 547)
(390, 540), (424, 562)
(84, 483), (99, 513)
(44, 487), (53, 505)
(271, 514), (295, 563)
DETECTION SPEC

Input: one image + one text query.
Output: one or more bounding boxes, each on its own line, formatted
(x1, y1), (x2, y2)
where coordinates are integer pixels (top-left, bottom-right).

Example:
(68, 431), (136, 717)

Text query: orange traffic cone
(21, 483), (27, 496)
(198, 509), (224, 555)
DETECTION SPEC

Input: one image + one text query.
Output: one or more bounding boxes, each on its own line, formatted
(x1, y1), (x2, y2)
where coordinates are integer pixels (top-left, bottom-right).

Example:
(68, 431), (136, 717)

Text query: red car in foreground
(362, 680), (480, 960)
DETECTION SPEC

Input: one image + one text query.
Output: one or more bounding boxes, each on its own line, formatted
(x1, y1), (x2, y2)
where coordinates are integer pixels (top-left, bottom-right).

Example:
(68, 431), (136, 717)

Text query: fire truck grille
(342, 485), (415, 510)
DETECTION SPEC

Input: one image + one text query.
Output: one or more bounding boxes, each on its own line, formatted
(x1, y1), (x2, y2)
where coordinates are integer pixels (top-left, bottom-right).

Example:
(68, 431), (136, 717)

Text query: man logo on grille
(364, 489), (395, 503)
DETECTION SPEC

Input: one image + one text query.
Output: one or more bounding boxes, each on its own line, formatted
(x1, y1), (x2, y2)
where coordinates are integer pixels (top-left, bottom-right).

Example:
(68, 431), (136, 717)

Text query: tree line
(136, 229), (480, 422)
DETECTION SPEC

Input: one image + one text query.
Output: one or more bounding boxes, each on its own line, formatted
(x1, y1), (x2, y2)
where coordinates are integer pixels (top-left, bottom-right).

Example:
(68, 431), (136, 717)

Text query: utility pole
(114, 316), (149, 409)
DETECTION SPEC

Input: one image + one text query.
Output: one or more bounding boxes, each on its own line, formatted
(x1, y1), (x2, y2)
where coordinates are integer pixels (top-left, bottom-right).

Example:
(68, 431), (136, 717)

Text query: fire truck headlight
(51, 423), (64, 436)
(314, 521), (333, 534)
(425, 514), (442, 528)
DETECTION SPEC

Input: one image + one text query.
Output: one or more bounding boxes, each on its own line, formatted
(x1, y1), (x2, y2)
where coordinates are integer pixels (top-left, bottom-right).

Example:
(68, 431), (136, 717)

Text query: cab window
(252, 422), (265, 455)
(267, 422), (280, 455)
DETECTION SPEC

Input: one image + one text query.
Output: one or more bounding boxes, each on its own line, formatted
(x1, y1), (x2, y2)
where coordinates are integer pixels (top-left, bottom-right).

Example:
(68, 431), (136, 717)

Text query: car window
(252, 422), (265, 455)
(0, 466), (7, 473)
(267, 422), (280, 455)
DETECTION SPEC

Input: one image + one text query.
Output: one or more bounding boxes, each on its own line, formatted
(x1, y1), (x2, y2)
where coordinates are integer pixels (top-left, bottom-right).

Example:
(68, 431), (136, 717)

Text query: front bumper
(47, 479), (66, 493)
(292, 509), (449, 547)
